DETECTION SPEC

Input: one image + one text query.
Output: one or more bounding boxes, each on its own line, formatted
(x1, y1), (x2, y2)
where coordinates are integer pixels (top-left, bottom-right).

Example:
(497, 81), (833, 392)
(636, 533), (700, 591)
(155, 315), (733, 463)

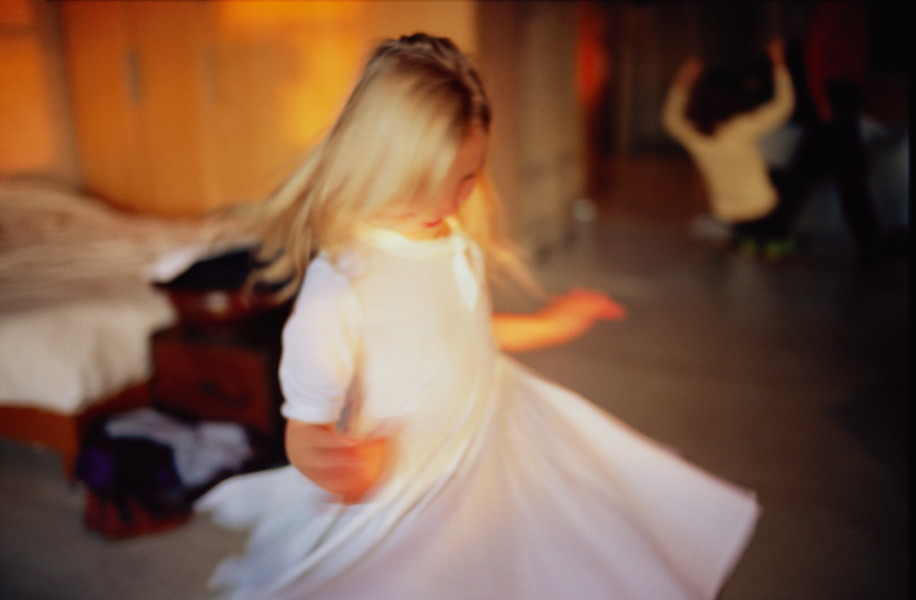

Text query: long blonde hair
(243, 33), (535, 300)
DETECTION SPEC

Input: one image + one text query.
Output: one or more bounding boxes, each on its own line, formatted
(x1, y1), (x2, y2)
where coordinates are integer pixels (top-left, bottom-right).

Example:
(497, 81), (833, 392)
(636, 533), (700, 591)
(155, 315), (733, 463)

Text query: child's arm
(285, 420), (390, 504)
(745, 38), (795, 135)
(662, 57), (705, 143)
(492, 288), (625, 353)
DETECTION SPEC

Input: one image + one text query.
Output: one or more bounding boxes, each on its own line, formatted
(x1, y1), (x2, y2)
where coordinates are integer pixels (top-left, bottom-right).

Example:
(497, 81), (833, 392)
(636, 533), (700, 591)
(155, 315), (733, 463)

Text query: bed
(0, 178), (238, 476)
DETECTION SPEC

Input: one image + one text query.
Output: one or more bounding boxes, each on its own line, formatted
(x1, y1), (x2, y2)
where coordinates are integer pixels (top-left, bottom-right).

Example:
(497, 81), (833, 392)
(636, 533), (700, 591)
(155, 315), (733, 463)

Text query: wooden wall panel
(128, 1), (209, 215)
(59, 1), (146, 210)
(0, 0), (76, 181)
(0, 36), (56, 174)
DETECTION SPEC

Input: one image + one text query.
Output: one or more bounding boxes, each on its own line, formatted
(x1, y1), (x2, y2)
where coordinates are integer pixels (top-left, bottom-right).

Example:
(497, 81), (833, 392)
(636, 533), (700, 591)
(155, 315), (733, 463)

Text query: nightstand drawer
(152, 329), (282, 437)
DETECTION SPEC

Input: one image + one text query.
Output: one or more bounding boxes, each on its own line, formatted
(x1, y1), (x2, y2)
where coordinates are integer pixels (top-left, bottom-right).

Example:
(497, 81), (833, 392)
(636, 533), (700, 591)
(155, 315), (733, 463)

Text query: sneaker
(761, 238), (800, 262)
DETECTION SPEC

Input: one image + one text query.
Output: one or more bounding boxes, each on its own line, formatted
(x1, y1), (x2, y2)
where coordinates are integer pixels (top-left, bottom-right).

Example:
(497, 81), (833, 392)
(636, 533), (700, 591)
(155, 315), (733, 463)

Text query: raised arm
(662, 57), (705, 144)
(744, 39), (795, 135)
(492, 288), (625, 353)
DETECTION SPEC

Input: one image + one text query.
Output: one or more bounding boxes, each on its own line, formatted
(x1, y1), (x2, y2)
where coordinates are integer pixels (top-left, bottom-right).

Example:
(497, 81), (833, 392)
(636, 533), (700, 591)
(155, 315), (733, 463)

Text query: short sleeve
(279, 256), (362, 424)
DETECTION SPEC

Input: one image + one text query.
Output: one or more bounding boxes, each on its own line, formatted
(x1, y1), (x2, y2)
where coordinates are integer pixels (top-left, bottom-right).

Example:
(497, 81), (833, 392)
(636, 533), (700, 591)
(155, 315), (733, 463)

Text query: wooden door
(60, 1), (207, 215)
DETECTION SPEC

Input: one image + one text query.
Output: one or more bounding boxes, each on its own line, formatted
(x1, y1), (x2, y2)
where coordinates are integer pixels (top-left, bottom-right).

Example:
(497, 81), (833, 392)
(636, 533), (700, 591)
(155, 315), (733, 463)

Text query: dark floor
(0, 159), (909, 599)
(523, 213), (909, 600)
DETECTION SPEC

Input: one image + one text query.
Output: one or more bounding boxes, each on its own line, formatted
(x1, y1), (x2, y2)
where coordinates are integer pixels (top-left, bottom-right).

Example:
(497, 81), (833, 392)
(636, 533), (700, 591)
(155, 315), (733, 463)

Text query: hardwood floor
(591, 151), (708, 225)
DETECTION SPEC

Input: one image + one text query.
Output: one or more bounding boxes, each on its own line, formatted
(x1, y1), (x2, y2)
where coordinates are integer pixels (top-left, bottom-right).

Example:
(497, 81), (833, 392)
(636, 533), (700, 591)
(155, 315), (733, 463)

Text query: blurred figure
(666, 3), (906, 266)
(773, 1), (904, 266)
(663, 39), (796, 259)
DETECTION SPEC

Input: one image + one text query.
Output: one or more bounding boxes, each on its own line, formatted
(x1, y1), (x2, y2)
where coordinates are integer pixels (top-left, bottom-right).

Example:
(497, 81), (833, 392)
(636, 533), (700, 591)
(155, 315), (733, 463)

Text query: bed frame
(0, 381), (151, 478)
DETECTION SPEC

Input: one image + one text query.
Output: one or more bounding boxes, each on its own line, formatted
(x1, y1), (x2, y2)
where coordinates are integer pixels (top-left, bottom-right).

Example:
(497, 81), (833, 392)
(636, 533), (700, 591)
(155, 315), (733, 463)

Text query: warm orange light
(0, 0), (34, 27)
(40, 0), (478, 214)
(0, 37), (57, 174)
(576, 3), (610, 112)
(215, 0), (366, 150)
(217, 0), (362, 39)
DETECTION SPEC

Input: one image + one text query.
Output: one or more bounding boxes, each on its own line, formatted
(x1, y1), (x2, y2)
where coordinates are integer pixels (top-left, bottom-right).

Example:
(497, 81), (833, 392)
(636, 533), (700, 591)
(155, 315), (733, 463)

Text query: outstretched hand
(541, 287), (626, 339)
(492, 287), (625, 353)
(285, 422), (392, 504)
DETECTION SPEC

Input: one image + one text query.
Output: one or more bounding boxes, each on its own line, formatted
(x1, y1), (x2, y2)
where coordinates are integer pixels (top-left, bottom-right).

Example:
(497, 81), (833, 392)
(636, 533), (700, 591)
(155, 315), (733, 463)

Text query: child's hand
(492, 287), (625, 352)
(285, 422), (392, 504)
(674, 57), (704, 89)
(541, 287), (626, 339)
(766, 38), (786, 65)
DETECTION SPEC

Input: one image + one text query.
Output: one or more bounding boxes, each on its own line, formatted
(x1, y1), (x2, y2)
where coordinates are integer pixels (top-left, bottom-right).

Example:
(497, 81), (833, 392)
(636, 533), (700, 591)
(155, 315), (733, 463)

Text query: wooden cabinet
(56, 1), (477, 216)
(59, 1), (210, 214)
(151, 324), (284, 440)
(57, 0), (362, 215)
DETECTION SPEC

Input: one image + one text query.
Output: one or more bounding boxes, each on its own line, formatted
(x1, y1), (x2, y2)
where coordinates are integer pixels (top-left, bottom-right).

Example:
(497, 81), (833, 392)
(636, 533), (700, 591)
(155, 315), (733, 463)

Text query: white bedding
(0, 179), (235, 415)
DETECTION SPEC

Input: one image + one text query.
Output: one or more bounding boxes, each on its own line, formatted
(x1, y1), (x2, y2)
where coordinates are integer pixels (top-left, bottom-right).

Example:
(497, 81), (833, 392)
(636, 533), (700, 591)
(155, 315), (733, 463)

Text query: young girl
(198, 34), (759, 600)
(663, 39), (796, 256)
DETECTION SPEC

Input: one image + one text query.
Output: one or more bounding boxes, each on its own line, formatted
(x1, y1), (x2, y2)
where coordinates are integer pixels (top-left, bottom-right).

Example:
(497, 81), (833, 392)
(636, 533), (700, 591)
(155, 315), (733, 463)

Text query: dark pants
(734, 80), (883, 261)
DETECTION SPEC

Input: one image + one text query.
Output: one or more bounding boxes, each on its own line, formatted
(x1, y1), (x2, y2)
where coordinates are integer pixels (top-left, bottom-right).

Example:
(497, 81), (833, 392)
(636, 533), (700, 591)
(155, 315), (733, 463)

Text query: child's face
(379, 125), (488, 239)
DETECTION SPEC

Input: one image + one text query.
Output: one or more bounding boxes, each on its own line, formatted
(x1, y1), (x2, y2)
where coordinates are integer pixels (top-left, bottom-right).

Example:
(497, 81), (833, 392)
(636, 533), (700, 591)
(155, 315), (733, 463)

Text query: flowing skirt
(196, 358), (759, 600)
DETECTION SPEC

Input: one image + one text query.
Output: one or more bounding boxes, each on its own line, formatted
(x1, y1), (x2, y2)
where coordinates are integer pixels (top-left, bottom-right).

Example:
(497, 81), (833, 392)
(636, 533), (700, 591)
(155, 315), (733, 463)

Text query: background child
(663, 39), (797, 257)
(198, 33), (759, 600)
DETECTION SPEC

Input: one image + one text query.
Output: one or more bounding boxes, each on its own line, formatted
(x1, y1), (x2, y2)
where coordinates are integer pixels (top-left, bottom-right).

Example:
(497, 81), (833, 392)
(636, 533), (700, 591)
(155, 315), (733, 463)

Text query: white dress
(196, 222), (760, 600)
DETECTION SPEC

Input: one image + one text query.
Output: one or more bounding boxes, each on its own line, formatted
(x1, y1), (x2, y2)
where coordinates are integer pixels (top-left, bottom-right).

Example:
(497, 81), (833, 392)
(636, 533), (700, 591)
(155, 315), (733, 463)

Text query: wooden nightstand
(150, 315), (287, 441)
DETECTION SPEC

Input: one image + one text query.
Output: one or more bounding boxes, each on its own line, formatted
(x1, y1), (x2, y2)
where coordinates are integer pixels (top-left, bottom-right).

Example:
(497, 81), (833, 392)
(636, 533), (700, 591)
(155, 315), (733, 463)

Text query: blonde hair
(242, 33), (536, 300)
